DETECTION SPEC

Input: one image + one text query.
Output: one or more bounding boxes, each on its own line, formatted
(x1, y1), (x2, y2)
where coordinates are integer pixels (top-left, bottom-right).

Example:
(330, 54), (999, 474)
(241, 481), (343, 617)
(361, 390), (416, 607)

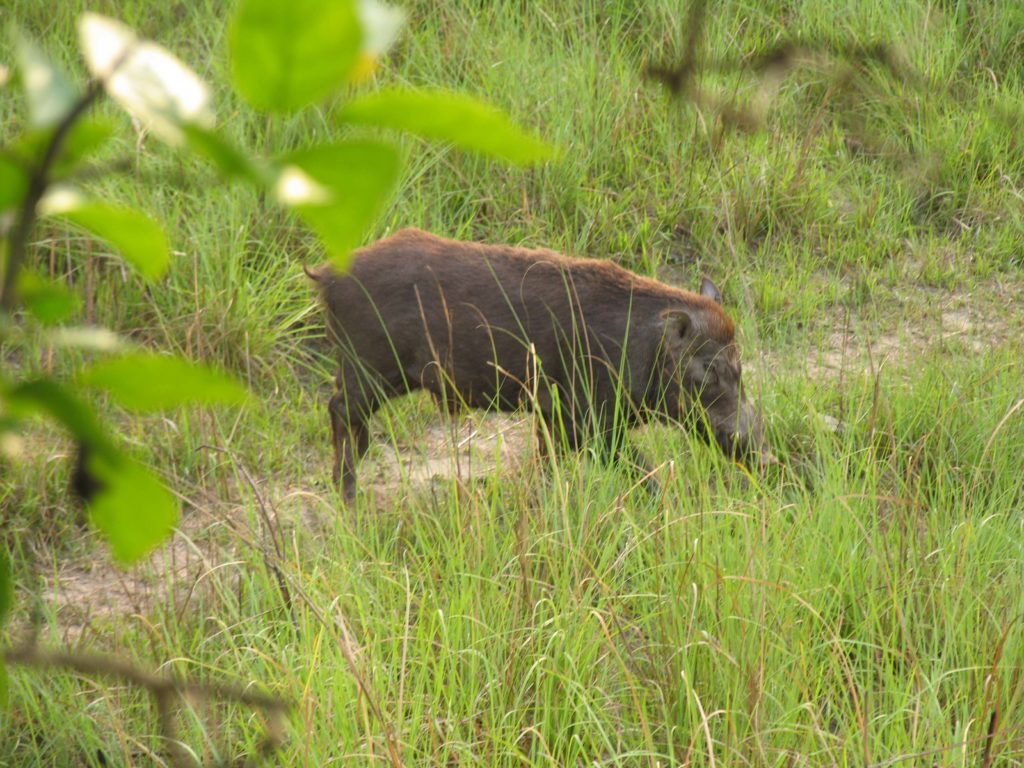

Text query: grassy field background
(3, 0), (1024, 764)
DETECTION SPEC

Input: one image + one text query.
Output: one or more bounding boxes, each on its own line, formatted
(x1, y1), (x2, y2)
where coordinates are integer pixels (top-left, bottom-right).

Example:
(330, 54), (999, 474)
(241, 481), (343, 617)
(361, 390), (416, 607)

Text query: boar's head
(659, 277), (768, 464)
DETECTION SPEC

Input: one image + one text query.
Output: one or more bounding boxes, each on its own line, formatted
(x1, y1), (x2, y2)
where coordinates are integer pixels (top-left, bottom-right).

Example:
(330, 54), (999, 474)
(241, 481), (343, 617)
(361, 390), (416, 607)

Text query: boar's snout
(712, 400), (772, 466)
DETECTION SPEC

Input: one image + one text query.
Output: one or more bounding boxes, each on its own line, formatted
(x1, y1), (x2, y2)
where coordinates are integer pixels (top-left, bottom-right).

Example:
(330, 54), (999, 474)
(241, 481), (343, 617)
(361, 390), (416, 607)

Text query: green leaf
(339, 88), (555, 165)
(182, 124), (265, 184)
(4, 378), (114, 457)
(15, 34), (77, 129)
(78, 14), (214, 146)
(355, 0), (405, 72)
(278, 141), (400, 268)
(229, 0), (362, 111)
(87, 454), (178, 565)
(0, 155), (28, 214)
(0, 380), (177, 566)
(0, 548), (12, 626)
(80, 353), (248, 412)
(43, 196), (170, 282)
(16, 270), (78, 324)
(0, 660), (8, 710)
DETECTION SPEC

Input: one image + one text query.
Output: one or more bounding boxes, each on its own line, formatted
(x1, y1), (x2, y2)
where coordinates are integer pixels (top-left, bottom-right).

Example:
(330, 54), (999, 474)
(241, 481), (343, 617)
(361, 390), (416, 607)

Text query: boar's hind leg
(328, 377), (384, 502)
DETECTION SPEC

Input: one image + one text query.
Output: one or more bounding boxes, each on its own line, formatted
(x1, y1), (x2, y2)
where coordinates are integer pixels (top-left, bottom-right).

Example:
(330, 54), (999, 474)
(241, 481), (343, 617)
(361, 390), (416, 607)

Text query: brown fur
(308, 228), (763, 499)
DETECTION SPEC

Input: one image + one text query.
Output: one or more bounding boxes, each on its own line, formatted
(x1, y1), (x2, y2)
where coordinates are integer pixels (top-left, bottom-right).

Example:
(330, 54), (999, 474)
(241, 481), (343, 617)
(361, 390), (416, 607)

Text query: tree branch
(3, 641), (289, 767)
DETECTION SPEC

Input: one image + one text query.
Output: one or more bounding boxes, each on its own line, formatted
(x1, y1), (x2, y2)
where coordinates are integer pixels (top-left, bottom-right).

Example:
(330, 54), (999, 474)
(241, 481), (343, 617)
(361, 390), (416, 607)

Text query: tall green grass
(3, 0), (1024, 765)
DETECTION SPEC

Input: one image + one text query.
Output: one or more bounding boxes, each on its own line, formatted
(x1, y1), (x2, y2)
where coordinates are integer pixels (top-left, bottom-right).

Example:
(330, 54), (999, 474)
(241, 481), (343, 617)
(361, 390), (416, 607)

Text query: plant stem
(0, 82), (102, 312)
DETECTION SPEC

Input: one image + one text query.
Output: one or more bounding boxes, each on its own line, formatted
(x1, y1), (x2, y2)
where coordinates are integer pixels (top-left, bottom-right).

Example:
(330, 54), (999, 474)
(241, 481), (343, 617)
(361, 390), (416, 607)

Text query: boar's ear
(660, 308), (692, 354)
(700, 276), (723, 305)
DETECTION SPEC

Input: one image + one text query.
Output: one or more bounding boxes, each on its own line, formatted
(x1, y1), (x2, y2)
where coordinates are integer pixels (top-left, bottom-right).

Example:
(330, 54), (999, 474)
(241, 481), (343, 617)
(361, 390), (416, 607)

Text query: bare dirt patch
(41, 507), (230, 646)
(37, 411), (534, 643)
(370, 412), (531, 493)
(762, 275), (1023, 380)
(30, 274), (1024, 641)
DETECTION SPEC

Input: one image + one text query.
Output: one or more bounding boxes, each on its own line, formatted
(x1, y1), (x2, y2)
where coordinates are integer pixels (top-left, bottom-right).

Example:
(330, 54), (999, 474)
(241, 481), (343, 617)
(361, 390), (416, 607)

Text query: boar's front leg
(596, 427), (658, 492)
(536, 413), (657, 492)
(430, 388), (463, 417)
(533, 407), (586, 460)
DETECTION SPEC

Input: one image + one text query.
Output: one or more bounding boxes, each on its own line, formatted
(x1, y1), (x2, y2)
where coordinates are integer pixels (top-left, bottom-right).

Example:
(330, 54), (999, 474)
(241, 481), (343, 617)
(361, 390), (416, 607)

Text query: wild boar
(306, 228), (766, 500)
